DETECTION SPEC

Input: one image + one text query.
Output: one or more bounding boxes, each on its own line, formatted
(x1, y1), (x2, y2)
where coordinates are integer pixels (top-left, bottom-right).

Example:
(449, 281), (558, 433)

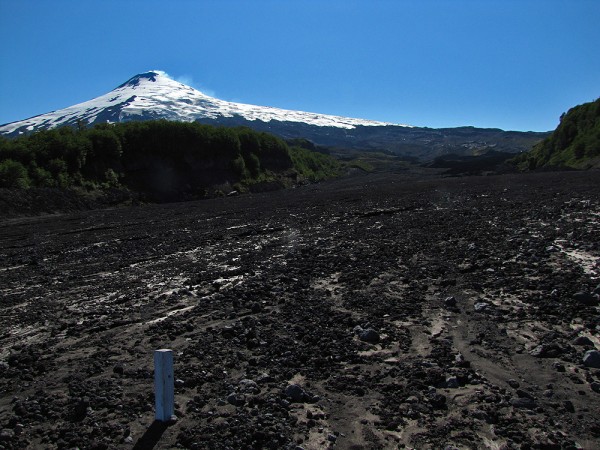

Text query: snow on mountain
(0, 70), (408, 136)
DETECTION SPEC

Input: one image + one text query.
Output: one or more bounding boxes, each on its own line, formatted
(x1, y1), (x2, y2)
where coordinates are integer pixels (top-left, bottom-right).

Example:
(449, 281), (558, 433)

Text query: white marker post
(154, 349), (174, 422)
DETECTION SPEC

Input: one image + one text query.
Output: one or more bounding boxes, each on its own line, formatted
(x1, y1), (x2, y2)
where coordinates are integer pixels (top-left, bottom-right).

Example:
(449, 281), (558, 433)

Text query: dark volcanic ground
(1, 171), (599, 449)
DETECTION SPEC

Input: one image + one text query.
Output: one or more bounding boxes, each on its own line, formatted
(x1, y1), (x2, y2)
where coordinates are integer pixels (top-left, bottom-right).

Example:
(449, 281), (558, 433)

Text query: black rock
(428, 392), (447, 408)
(563, 400), (575, 413)
(474, 302), (490, 312)
(226, 393), (246, 407)
(516, 389), (535, 400)
(444, 296), (457, 308)
(221, 326), (235, 338)
(510, 397), (536, 409)
(113, 364), (124, 375)
(529, 343), (563, 358)
(238, 379), (260, 394)
(445, 376), (459, 388)
(582, 350), (600, 368)
(573, 336), (595, 347)
(359, 328), (380, 344)
(0, 429), (15, 441)
(573, 291), (599, 306)
(284, 384), (307, 403)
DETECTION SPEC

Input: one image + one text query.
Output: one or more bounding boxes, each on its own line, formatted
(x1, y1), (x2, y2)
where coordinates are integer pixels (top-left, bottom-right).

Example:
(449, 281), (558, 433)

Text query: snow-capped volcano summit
(0, 70), (547, 160)
(0, 70), (399, 136)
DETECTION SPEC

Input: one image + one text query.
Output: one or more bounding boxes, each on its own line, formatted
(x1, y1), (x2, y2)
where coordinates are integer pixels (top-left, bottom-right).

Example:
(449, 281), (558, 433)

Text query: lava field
(0, 171), (599, 449)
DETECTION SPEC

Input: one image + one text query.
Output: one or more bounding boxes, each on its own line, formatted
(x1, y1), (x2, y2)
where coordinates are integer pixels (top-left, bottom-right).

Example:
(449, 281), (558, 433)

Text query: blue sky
(0, 0), (598, 131)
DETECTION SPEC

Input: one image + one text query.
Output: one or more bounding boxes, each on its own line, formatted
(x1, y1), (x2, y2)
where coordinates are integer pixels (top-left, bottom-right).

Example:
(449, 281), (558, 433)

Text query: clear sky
(0, 0), (599, 132)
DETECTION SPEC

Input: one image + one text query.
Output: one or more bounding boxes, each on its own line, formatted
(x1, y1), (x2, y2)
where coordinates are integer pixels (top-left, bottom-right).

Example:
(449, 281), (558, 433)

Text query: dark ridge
(116, 71), (160, 89)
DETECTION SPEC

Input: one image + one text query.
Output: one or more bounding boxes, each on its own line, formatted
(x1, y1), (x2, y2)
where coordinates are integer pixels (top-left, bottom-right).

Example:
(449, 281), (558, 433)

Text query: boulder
(573, 291), (599, 306)
(359, 328), (380, 344)
(572, 336), (595, 347)
(582, 350), (600, 368)
(444, 296), (457, 308)
(284, 384), (307, 403)
(529, 343), (563, 358)
(445, 376), (460, 388)
(226, 393), (246, 407)
(474, 302), (490, 312)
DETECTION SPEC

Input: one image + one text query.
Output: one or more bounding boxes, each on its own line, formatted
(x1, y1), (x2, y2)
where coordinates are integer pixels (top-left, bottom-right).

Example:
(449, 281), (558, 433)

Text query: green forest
(0, 121), (342, 199)
(513, 98), (600, 170)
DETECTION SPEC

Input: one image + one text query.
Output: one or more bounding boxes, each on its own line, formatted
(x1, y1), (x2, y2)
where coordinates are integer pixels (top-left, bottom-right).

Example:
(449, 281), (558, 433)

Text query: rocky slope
(0, 171), (599, 449)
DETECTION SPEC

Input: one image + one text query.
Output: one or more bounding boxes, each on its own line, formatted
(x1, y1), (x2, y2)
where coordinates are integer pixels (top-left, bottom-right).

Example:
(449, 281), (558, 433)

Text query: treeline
(513, 98), (600, 170)
(0, 121), (341, 198)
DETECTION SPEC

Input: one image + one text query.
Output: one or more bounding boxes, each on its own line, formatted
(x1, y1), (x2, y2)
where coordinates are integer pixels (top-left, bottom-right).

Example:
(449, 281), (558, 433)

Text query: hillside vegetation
(0, 121), (342, 200)
(513, 98), (600, 170)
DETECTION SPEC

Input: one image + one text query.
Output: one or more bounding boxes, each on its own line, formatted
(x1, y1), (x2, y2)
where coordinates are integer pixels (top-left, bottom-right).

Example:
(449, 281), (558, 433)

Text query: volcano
(0, 70), (547, 160)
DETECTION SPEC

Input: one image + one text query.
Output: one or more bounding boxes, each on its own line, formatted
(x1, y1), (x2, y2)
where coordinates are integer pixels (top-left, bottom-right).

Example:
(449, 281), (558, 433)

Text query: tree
(0, 159), (30, 188)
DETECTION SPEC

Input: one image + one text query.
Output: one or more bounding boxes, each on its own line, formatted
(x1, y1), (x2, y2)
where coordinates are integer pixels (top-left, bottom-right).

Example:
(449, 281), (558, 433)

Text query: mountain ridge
(512, 97), (600, 170)
(0, 70), (547, 160)
(0, 70), (398, 136)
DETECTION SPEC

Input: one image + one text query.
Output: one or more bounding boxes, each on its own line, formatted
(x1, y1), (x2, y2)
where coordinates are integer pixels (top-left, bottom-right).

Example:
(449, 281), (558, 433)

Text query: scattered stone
(454, 353), (470, 368)
(563, 400), (575, 413)
(510, 397), (536, 409)
(582, 350), (600, 368)
(444, 296), (457, 308)
(428, 392), (447, 408)
(573, 336), (595, 347)
(358, 328), (380, 344)
(221, 326), (235, 338)
(226, 393), (246, 407)
(529, 343), (563, 358)
(471, 409), (489, 421)
(238, 379), (260, 394)
(2, 171), (600, 449)
(573, 292), (599, 307)
(445, 376), (460, 389)
(284, 384), (307, 403)
(0, 429), (15, 441)
(474, 302), (490, 312)
(516, 389), (535, 400)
